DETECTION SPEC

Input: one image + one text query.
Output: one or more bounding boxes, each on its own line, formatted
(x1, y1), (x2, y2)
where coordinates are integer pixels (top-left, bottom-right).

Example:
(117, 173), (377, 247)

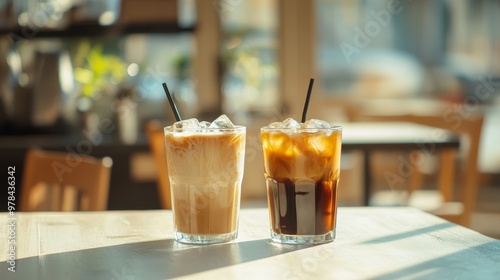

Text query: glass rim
(260, 125), (342, 132)
(165, 125), (246, 133)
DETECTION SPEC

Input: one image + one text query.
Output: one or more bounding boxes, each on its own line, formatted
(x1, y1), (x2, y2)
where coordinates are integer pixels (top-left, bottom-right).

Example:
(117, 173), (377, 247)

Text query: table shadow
(362, 222), (454, 244)
(0, 238), (314, 280)
(369, 240), (500, 280)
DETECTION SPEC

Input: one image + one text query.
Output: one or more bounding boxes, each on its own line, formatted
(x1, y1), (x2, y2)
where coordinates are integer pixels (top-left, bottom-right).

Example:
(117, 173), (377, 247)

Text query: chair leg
(49, 186), (62, 211)
(407, 151), (426, 201)
(438, 149), (456, 202)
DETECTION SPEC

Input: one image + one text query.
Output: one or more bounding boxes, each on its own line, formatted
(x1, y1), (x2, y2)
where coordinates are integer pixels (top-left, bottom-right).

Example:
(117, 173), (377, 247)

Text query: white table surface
(1, 207), (499, 280)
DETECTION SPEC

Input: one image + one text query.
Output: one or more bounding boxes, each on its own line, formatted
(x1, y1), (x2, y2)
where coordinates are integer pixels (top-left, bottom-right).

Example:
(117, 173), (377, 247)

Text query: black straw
(301, 78), (315, 123)
(162, 82), (181, 122)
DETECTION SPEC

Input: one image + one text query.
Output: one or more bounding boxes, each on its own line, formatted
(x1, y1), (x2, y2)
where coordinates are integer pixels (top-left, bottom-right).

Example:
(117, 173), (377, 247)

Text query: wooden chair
(350, 102), (484, 227)
(146, 120), (172, 209)
(387, 114), (483, 227)
(20, 149), (113, 211)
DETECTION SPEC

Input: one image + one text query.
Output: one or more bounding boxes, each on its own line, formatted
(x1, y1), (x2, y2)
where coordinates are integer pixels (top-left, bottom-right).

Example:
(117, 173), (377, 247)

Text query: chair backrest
(20, 148), (113, 211)
(351, 105), (484, 226)
(146, 120), (172, 209)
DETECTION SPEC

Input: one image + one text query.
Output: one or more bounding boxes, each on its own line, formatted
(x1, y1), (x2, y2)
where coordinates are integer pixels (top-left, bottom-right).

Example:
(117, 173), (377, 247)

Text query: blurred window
(315, 0), (500, 100)
(219, 0), (279, 119)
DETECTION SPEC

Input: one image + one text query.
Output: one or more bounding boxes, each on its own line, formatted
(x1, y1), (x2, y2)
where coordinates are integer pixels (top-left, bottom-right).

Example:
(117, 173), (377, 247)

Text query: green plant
(73, 40), (127, 98)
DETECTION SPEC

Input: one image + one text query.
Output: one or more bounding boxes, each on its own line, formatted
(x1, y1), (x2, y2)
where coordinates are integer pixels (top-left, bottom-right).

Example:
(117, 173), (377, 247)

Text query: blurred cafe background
(0, 0), (499, 237)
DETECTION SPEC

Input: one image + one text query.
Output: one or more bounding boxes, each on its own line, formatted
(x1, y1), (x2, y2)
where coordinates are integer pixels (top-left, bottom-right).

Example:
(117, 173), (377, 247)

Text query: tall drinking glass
(164, 126), (246, 244)
(261, 126), (342, 244)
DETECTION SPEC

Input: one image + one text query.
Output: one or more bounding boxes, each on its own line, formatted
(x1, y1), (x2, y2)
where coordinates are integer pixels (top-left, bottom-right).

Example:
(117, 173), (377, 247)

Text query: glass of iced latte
(261, 118), (342, 244)
(164, 115), (246, 244)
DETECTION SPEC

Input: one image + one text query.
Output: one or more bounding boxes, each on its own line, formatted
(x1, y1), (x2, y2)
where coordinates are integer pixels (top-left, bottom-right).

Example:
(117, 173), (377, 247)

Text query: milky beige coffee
(164, 126), (246, 244)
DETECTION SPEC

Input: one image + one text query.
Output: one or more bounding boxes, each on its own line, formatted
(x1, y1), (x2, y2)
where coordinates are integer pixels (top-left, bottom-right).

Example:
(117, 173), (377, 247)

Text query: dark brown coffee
(266, 177), (338, 235)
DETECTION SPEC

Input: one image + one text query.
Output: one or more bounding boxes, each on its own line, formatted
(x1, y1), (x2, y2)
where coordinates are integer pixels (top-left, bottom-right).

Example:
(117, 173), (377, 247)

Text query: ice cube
(199, 121), (211, 128)
(266, 118), (300, 130)
(302, 119), (331, 129)
(267, 122), (283, 128)
(309, 134), (328, 153)
(209, 114), (235, 128)
(281, 118), (301, 129)
(173, 118), (200, 129)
